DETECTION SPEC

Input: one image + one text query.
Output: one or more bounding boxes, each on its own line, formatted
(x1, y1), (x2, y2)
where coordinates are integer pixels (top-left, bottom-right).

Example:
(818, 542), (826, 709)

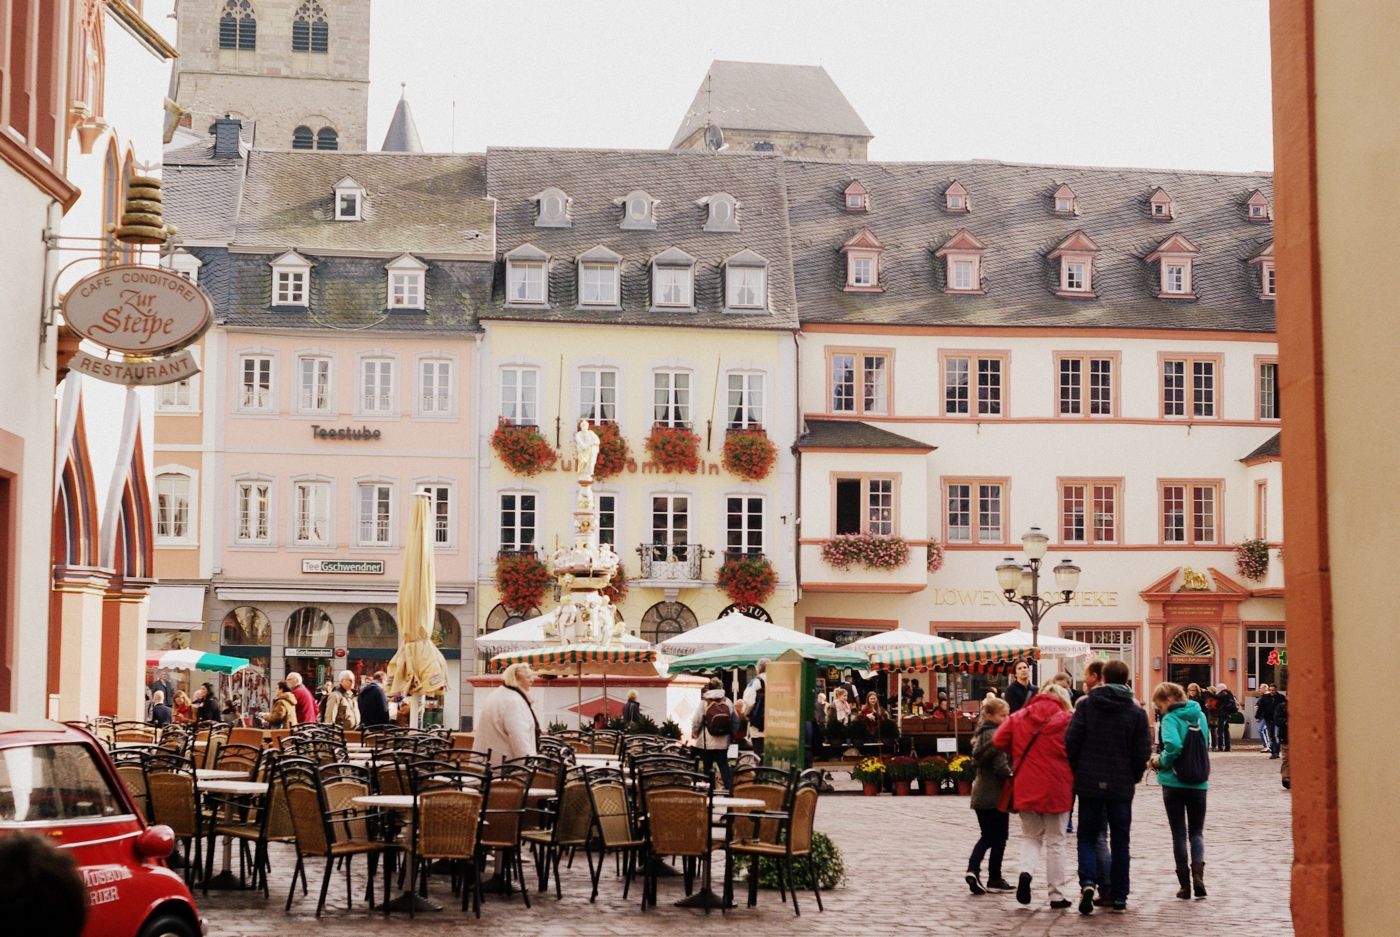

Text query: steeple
(381, 85), (423, 153)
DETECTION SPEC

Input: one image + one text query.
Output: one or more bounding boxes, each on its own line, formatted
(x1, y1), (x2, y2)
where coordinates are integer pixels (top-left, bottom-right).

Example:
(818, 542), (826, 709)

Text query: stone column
(103, 576), (155, 720)
(50, 565), (112, 721)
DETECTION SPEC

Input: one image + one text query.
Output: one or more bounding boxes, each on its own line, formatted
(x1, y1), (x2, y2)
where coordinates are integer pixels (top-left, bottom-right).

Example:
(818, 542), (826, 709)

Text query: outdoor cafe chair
(280, 758), (385, 917)
(478, 763), (534, 907)
(213, 743), (261, 778)
(317, 762), (375, 844)
(115, 720), (158, 744)
(639, 781), (716, 912)
(622, 734), (667, 758)
(112, 747), (157, 817)
(227, 726), (265, 748)
(589, 729), (623, 756)
(158, 724), (190, 752)
(204, 751), (294, 898)
(408, 770), (489, 917)
(730, 767), (794, 847)
(440, 748), (492, 777)
(144, 753), (204, 887)
(724, 769), (824, 917)
(537, 735), (570, 760)
(521, 766), (592, 898)
(582, 767), (645, 903)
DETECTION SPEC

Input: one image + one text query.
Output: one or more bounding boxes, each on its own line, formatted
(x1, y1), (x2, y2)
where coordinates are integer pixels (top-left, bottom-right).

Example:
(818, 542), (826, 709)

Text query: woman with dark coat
(1004, 659), (1037, 713)
(192, 682), (222, 723)
(966, 695), (1015, 895)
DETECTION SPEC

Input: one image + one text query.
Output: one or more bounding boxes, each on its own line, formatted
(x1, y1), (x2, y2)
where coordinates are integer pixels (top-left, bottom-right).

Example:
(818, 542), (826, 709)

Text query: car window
(0, 743), (129, 823)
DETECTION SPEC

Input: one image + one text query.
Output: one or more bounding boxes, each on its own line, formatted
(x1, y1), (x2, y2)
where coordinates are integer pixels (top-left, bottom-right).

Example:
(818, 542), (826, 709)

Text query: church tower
(171, 0), (371, 150)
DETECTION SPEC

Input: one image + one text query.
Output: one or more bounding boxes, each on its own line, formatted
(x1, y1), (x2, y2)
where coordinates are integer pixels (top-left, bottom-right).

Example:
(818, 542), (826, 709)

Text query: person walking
(357, 671), (391, 727)
(1004, 659), (1037, 713)
(1064, 659), (1151, 915)
(1075, 659), (1113, 908)
(690, 678), (735, 792)
(1254, 684), (1275, 753)
(994, 684), (1076, 910)
(966, 696), (1014, 895)
(286, 672), (317, 726)
(1273, 688), (1290, 788)
(1149, 681), (1211, 900)
(149, 691), (172, 727)
(1266, 684), (1283, 759)
(739, 658), (769, 758)
(320, 670), (361, 729)
(263, 680), (299, 728)
(192, 682), (222, 723)
(474, 663), (540, 765)
(1211, 684), (1238, 752)
(621, 689), (642, 724)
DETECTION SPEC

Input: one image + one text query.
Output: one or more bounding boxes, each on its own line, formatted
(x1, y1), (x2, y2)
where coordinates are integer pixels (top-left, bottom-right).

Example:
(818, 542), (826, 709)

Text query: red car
(0, 714), (204, 937)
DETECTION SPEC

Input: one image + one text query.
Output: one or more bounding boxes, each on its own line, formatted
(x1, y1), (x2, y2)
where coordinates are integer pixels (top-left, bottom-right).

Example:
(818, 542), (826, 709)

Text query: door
(1169, 662), (1212, 690)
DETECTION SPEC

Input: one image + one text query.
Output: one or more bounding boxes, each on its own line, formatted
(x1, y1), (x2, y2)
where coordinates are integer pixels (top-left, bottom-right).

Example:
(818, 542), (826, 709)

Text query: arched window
(432, 608), (462, 648)
(285, 606), (333, 647)
(484, 603), (537, 633)
(102, 142), (120, 265)
(315, 127), (338, 151)
(292, 1), (328, 52)
(221, 606), (271, 645)
(639, 601), (698, 646)
(292, 125), (313, 149)
(219, 0), (257, 50)
(347, 607), (398, 649)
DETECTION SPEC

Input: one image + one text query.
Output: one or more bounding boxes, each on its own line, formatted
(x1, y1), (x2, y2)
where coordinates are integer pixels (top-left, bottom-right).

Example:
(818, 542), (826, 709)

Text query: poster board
(763, 652), (813, 771)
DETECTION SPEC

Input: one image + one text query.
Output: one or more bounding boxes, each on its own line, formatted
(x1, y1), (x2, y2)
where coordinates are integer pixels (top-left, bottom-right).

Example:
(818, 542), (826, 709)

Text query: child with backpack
(1149, 682), (1210, 901)
(690, 677), (735, 792)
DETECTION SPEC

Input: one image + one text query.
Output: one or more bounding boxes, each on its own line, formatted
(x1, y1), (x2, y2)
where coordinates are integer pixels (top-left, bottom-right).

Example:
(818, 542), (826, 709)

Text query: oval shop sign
(62, 264), (213, 355)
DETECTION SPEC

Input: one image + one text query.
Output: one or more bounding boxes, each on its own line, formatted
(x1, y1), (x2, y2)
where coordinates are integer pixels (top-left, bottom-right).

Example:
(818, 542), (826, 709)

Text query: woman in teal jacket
(1149, 682), (1209, 900)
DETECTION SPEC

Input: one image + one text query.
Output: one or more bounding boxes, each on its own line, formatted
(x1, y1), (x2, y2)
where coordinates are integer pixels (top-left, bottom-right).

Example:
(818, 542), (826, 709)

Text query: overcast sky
(365, 0), (1273, 173)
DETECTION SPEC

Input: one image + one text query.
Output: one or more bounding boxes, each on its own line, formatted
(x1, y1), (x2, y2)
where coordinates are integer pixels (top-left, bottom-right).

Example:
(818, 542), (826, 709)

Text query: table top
(573, 753), (620, 762)
(200, 780), (270, 795)
(527, 788), (556, 799)
(712, 796), (766, 810)
(195, 769), (250, 780)
(352, 794), (415, 809)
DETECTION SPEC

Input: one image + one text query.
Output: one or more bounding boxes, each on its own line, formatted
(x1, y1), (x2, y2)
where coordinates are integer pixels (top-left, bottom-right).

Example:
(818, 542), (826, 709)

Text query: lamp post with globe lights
(995, 526), (1082, 682)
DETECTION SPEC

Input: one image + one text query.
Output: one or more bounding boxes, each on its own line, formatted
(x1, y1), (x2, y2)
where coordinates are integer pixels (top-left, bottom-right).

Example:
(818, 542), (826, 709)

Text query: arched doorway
(285, 606), (334, 691)
(347, 607), (397, 686)
(432, 608), (462, 650)
(639, 601), (697, 645)
(1167, 628), (1215, 689)
(221, 606), (272, 718)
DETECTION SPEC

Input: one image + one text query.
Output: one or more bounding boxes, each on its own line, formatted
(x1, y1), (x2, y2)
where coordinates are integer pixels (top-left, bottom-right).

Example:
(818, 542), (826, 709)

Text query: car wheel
(137, 913), (198, 937)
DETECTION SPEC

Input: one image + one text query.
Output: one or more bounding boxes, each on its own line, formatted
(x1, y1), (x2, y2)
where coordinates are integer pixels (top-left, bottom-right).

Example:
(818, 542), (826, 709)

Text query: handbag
(997, 726), (1045, 814)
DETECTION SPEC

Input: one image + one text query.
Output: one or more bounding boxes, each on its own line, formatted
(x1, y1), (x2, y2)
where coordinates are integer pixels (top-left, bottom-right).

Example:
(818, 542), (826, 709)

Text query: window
(651, 495), (690, 558)
(292, 126), (313, 150)
(1152, 201), (1169, 217)
(386, 255), (426, 309)
(533, 187), (572, 228)
(219, 0), (256, 50)
(850, 257), (873, 286)
(1259, 360), (1280, 420)
(0, 744), (128, 823)
(597, 494), (616, 547)
(948, 193), (965, 210)
(1164, 264), (1186, 293)
(1255, 480), (1269, 540)
(701, 193), (740, 232)
(1062, 630), (1138, 686)
(1262, 261), (1276, 298)
(1057, 354), (1115, 417)
(579, 262), (618, 306)
(1246, 190), (1271, 221)
(270, 251), (310, 307)
(829, 351), (889, 415)
(1147, 233), (1200, 298)
(297, 356), (330, 412)
(169, 251), (202, 284)
(579, 368), (617, 422)
(1149, 188), (1174, 219)
(945, 480), (1006, 543)
(1052, 184), (1077, 215)
(356, 482), (393, 546)
(507, 261), (546, 305)
(1251, 204), (1267, 219)
(336, 191), (360, 220)
(943, 353), (1004, 417)
(1160, 481), (1220, 544)
(654, 265), (693, 308)
(1049, 231), (1099, 296)
(235, 479), (271, 544)
(844, 180), (868, 212)
(155, 474), (191, 542)
(239, 355), (273, 411)
(1247, 628), (1288, 690)
(291, 0), (328, 52)
(360, 358), (393, 414)
(936, 229), (987, 294)
(418, 484), (451, 546)
(618, 190), (658, 230)
(1162, 356), (1218, 418)
(726, 495), (765, 556)
(725, 259), (766, 310)
(952, 260), (974, 290)
(293, 481), (329, 545)
(1055, 197), (1072, 213)
(653, 370), (691, 427)
(842, 228), (885, 291)
(500, 366), (539, 425)
(1065, 262), (1085, 291)
(499, 493), (537, 552)
(834, 477), (896, 537)
(419, 358), (452, 415)
(157, 378), (193, 411)
(315, 127), (337, 151)
(1061, 481), (1119, 544)
(726, 372), (765, 428)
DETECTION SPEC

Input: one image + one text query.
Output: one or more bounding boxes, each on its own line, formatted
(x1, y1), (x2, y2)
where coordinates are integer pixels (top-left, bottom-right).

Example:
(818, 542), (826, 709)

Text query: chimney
(213, 115), (242, 159)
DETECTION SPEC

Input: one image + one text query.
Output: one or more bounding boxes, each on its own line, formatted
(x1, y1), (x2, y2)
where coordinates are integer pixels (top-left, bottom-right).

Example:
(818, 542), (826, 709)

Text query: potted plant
(887, 755), (917, 795)
(716, 553), (777, 607)
(495, 552), (551, 613)
(600, 563), (628, 604)
(820, 533), (910, 571)
(644, 423), (701, 474)
(1228, 709), (1247, 741)
(948, 754), (976, 794)
(1235, 537), (1270, 581)
(916, 756), (947, 795)
(490, 418), (557, 476)
(926, 538), (945, 574)
(722, 426), (778, 481)
(852, 757), (886, 796)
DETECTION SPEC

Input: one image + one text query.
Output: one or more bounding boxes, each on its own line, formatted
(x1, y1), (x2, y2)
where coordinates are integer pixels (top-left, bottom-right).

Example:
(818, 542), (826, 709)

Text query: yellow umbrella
(386, 492), (449, 726)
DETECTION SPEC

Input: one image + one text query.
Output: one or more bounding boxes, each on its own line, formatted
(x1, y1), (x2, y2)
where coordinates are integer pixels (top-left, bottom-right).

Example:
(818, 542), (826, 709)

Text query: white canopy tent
(655, 612), (834, 658)
(974, 628), (1094, 658)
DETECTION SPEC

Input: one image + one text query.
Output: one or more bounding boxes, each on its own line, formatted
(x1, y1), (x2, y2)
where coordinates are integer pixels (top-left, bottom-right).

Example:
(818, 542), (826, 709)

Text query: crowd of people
(143, 667), (406, 731)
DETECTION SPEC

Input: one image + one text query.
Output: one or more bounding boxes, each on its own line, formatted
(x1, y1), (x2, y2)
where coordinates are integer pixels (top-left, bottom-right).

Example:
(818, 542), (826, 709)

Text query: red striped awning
(867, 640), (1040, 674)
(488, 644), (659, 676)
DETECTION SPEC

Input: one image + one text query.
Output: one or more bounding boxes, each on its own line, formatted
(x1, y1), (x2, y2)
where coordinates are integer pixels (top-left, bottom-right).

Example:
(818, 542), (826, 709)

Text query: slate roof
(381, 94), (424, 153)
(484, 146), (799, 330)
(231, 151), (493, 257)
(1242, 432), (1281, 462)
(796, 418), (933, 451)
(671, 61), (873, 147)
(783, 159), (1276, 332)
(162, 161), (245, 244)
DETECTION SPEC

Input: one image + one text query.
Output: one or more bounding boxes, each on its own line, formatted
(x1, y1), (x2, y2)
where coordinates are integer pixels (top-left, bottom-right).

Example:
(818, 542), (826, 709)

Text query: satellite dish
(704, 124), (725, 151)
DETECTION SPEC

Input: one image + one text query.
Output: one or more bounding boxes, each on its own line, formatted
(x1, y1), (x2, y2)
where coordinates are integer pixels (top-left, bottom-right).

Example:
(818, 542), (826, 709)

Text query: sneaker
(1112, 900), (1128, 913)
(1282, 778), (1291, 790)
(1016, 872), (1032, 905)
(986, 878), (1015, 891)
(966, 872), (986, 895)
(1050, 899), (1072, 909)
(1079, 886), (1096, 915)
(1094, 887), (1112, 908)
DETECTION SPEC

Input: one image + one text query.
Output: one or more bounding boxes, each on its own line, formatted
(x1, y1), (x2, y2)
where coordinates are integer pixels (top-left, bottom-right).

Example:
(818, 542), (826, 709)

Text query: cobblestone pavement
(197, 751), (1292, 936)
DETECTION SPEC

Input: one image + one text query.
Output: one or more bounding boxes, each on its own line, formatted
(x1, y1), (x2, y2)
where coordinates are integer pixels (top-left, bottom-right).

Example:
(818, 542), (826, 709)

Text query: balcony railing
(636, 543), (711, 582)
(497, 546), (541, 561)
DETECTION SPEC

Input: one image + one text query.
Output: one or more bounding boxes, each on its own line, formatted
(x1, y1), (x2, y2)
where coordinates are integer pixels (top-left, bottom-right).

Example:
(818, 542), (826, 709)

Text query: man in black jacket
(1064, 659), (1152, 914)
(1254, 684), (1277, 754)
(358, 671), (391, 727)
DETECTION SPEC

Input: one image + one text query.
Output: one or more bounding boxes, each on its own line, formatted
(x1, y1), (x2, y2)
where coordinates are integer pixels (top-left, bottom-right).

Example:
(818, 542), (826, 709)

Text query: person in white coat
(474, 663), (540, 765)
(739, 658), (769, 758)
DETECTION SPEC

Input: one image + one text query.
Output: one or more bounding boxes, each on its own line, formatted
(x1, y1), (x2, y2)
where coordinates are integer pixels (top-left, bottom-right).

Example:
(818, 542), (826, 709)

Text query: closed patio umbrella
(386, 492), (449, 727)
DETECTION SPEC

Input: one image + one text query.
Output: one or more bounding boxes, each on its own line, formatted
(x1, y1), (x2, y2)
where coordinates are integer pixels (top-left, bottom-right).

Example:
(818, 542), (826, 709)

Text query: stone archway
(1167, 628), (1216, 689)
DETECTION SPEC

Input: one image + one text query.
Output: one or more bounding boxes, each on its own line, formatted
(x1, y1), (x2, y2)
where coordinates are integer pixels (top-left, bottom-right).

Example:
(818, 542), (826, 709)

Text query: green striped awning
(489, 644), (659, 676)
(867, 640), (1040, 674)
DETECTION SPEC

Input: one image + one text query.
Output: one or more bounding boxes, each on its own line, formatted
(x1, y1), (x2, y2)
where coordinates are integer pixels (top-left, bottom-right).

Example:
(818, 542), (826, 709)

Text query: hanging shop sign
(302, 559), (385, 575)
(61, 264), (213, 386)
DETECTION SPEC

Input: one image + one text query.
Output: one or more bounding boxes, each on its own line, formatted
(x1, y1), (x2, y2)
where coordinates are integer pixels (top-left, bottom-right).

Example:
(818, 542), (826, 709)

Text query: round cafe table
(195, 768), (250, 781)
(673, 796), (766, 910)
(200, 779), (271, 890)
(350, 794), (440, 913)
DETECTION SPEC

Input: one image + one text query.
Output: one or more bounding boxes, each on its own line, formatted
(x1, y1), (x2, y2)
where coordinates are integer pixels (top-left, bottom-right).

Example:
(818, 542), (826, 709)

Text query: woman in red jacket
(994, 683), (1075, 909)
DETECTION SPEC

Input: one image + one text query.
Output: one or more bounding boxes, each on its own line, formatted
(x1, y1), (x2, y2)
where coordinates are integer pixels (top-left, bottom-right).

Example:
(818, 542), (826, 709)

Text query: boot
(1191, 862), (1207, 898)
(1176, 869), (1192, 900)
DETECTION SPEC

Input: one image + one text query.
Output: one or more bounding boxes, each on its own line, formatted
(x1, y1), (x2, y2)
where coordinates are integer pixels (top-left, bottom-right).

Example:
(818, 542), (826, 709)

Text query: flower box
(820, 534), (910, 571)
(644, 424), (701, 474)
(490, 419), (557, 477)
(716, 554), (777, 607)
(495, 552), (551, 613)
(722, 427), (777, 481)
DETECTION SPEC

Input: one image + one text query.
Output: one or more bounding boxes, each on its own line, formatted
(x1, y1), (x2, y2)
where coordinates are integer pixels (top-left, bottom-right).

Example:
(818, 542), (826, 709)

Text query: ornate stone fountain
(546, 420), (626, 645)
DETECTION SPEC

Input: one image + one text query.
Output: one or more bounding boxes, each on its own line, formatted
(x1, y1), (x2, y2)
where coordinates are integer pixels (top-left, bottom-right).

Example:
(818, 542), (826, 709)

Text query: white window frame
(168, 249), (202, 285)
(386, 254), (427, 310)
(237, 353), (276, 413)
(1055, 196), (1074, 214)
(334, 177), (365, 221)
(154, 468), (197, 546)
(270, 251), (311, 307)
(947, 193), (965, 211)
(726, 371), (765, 429)
(595, 491), (618, 548)
(1262, 261), (1276, 298)
(499, 491), (539, 553)
(1063, 260), (1087, 292)
(233, 476), (273, 546)
(725, 493), (766, 557)
(579, 262), (620, 307)
(1161, 260), (1193, 295)
(579, 367), (618, 423)
(355, 479), (396, 548)
(652, 369), (692, 427)
(416, 481), (455, 549)
(725, 255), (767, 311)
(295, 354), (333, 414)
(357, 355), (396, 416)
(499, 365), (540, 425)
(506, 259), (547, 306)
(291, 478), (332, 546)
(417, 356), (454, 418)
(156, 346), (202, 414)
(653, 265), (693, 309)
(848, 253), (877, 288)
(649, 493), (692, 558)
(952, 259), (975, 291)
(944, 480), (1006, 544)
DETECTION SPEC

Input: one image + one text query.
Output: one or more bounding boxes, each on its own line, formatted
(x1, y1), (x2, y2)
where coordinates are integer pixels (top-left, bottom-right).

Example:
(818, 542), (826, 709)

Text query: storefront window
(1062, 628), (1138, 690)
(221, 606), (270, 645)
(433, 608), (462, 649)
(935, 628), (1009, 703)
(347, 607), (397, 688)
(228, 657), (271, 723)
(284, 606), (334, 693)
(1246, 628), (1288, 691)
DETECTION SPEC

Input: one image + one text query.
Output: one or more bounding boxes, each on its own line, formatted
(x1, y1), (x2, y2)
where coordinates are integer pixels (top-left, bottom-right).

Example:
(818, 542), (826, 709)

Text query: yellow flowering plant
(948, 755), (976, 781)
(852, 757), (887, 784)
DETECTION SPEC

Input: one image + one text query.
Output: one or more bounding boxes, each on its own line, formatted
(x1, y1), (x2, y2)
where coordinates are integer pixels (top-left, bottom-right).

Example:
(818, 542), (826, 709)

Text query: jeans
(1161, 786), (1207, 869)
(1210, 719), (1231, 751)
(1076, 796), (1134, 902)
(1020, 811), (1074, 902)
(698, 748), (733, 792)
(968, 808), (1009, 880)
(1257, 718), (1273, 750)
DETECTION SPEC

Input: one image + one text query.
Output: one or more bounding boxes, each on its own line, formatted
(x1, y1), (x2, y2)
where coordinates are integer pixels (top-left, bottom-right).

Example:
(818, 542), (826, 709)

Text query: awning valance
(148, 584), (207, 630)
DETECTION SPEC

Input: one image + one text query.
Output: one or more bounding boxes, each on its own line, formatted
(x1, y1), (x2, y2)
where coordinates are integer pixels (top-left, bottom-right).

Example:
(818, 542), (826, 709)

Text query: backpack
(704, 699), (733, 737)
(1174, 718), (1211, 785)
(748, 682), (766, 732)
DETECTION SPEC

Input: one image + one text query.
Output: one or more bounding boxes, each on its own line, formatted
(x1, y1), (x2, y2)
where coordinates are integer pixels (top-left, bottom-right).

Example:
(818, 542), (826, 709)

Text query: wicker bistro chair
(114, 721), (158, 744)
(723, 769), (824, 917)
(729, 767), (795, 851)
(204, 752), (296, 897)
(144, 754), (204, 886)
(408, 771), (489, 917)
(112, 747), (157, 818)
(158, 724), (190, 753)
(640, 783), (717, 912)
(478, 764), (534, 907)
(521, 766), (592, 898)
(213, 743), (262, 778)
(279, 758), (385, 917)
(317, 762), (375, 845)
(582, 767), (646, 903)
(440, 748), (492, 778)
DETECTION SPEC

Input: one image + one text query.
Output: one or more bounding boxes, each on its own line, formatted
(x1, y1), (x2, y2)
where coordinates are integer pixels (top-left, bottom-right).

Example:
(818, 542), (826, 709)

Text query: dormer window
(168, 249), (203, 285)
(844, 180), (869, 212)
(944, 180), (970, 213)
(505, 243), (549, 306)
(386, 254), (426, 310)
(1047, 231), (1100, 298)
(334, 176), (364, 221)
(1145, 233), (1201, 300)
(1250, 240), (1276, 300)
(934, 228), (987, 295)
(699, 192), (740, 232)
(650, 247), (696, 310)
(576, 245), (621, 308)
(270, 250), (311, 307)
(841, 227), (884, 292)
(1052, 183), (1078, 216)
(724, 249), (768, 311)
(532, 187), (572, 228)
(1246, 189), (1272, 221)
(1149, 187), (1174, 219)
(616, 190), (658, 231)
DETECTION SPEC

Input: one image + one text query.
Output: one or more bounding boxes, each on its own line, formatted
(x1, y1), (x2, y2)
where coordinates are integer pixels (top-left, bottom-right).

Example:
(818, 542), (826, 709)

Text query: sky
(366, 0), (1274, 173)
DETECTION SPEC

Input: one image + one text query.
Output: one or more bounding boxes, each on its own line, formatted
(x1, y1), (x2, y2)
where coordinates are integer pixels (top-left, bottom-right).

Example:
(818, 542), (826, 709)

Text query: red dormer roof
(934, 228), (987, 255)
(1145, 232), (1201, 262)
(1048, 229), (1100, 258)
(841, 226), (884, 252)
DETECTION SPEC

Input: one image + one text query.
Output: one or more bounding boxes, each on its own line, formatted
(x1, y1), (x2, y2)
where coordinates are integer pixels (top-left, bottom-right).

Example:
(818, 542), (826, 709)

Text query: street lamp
(995, 526), (1082, 681)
